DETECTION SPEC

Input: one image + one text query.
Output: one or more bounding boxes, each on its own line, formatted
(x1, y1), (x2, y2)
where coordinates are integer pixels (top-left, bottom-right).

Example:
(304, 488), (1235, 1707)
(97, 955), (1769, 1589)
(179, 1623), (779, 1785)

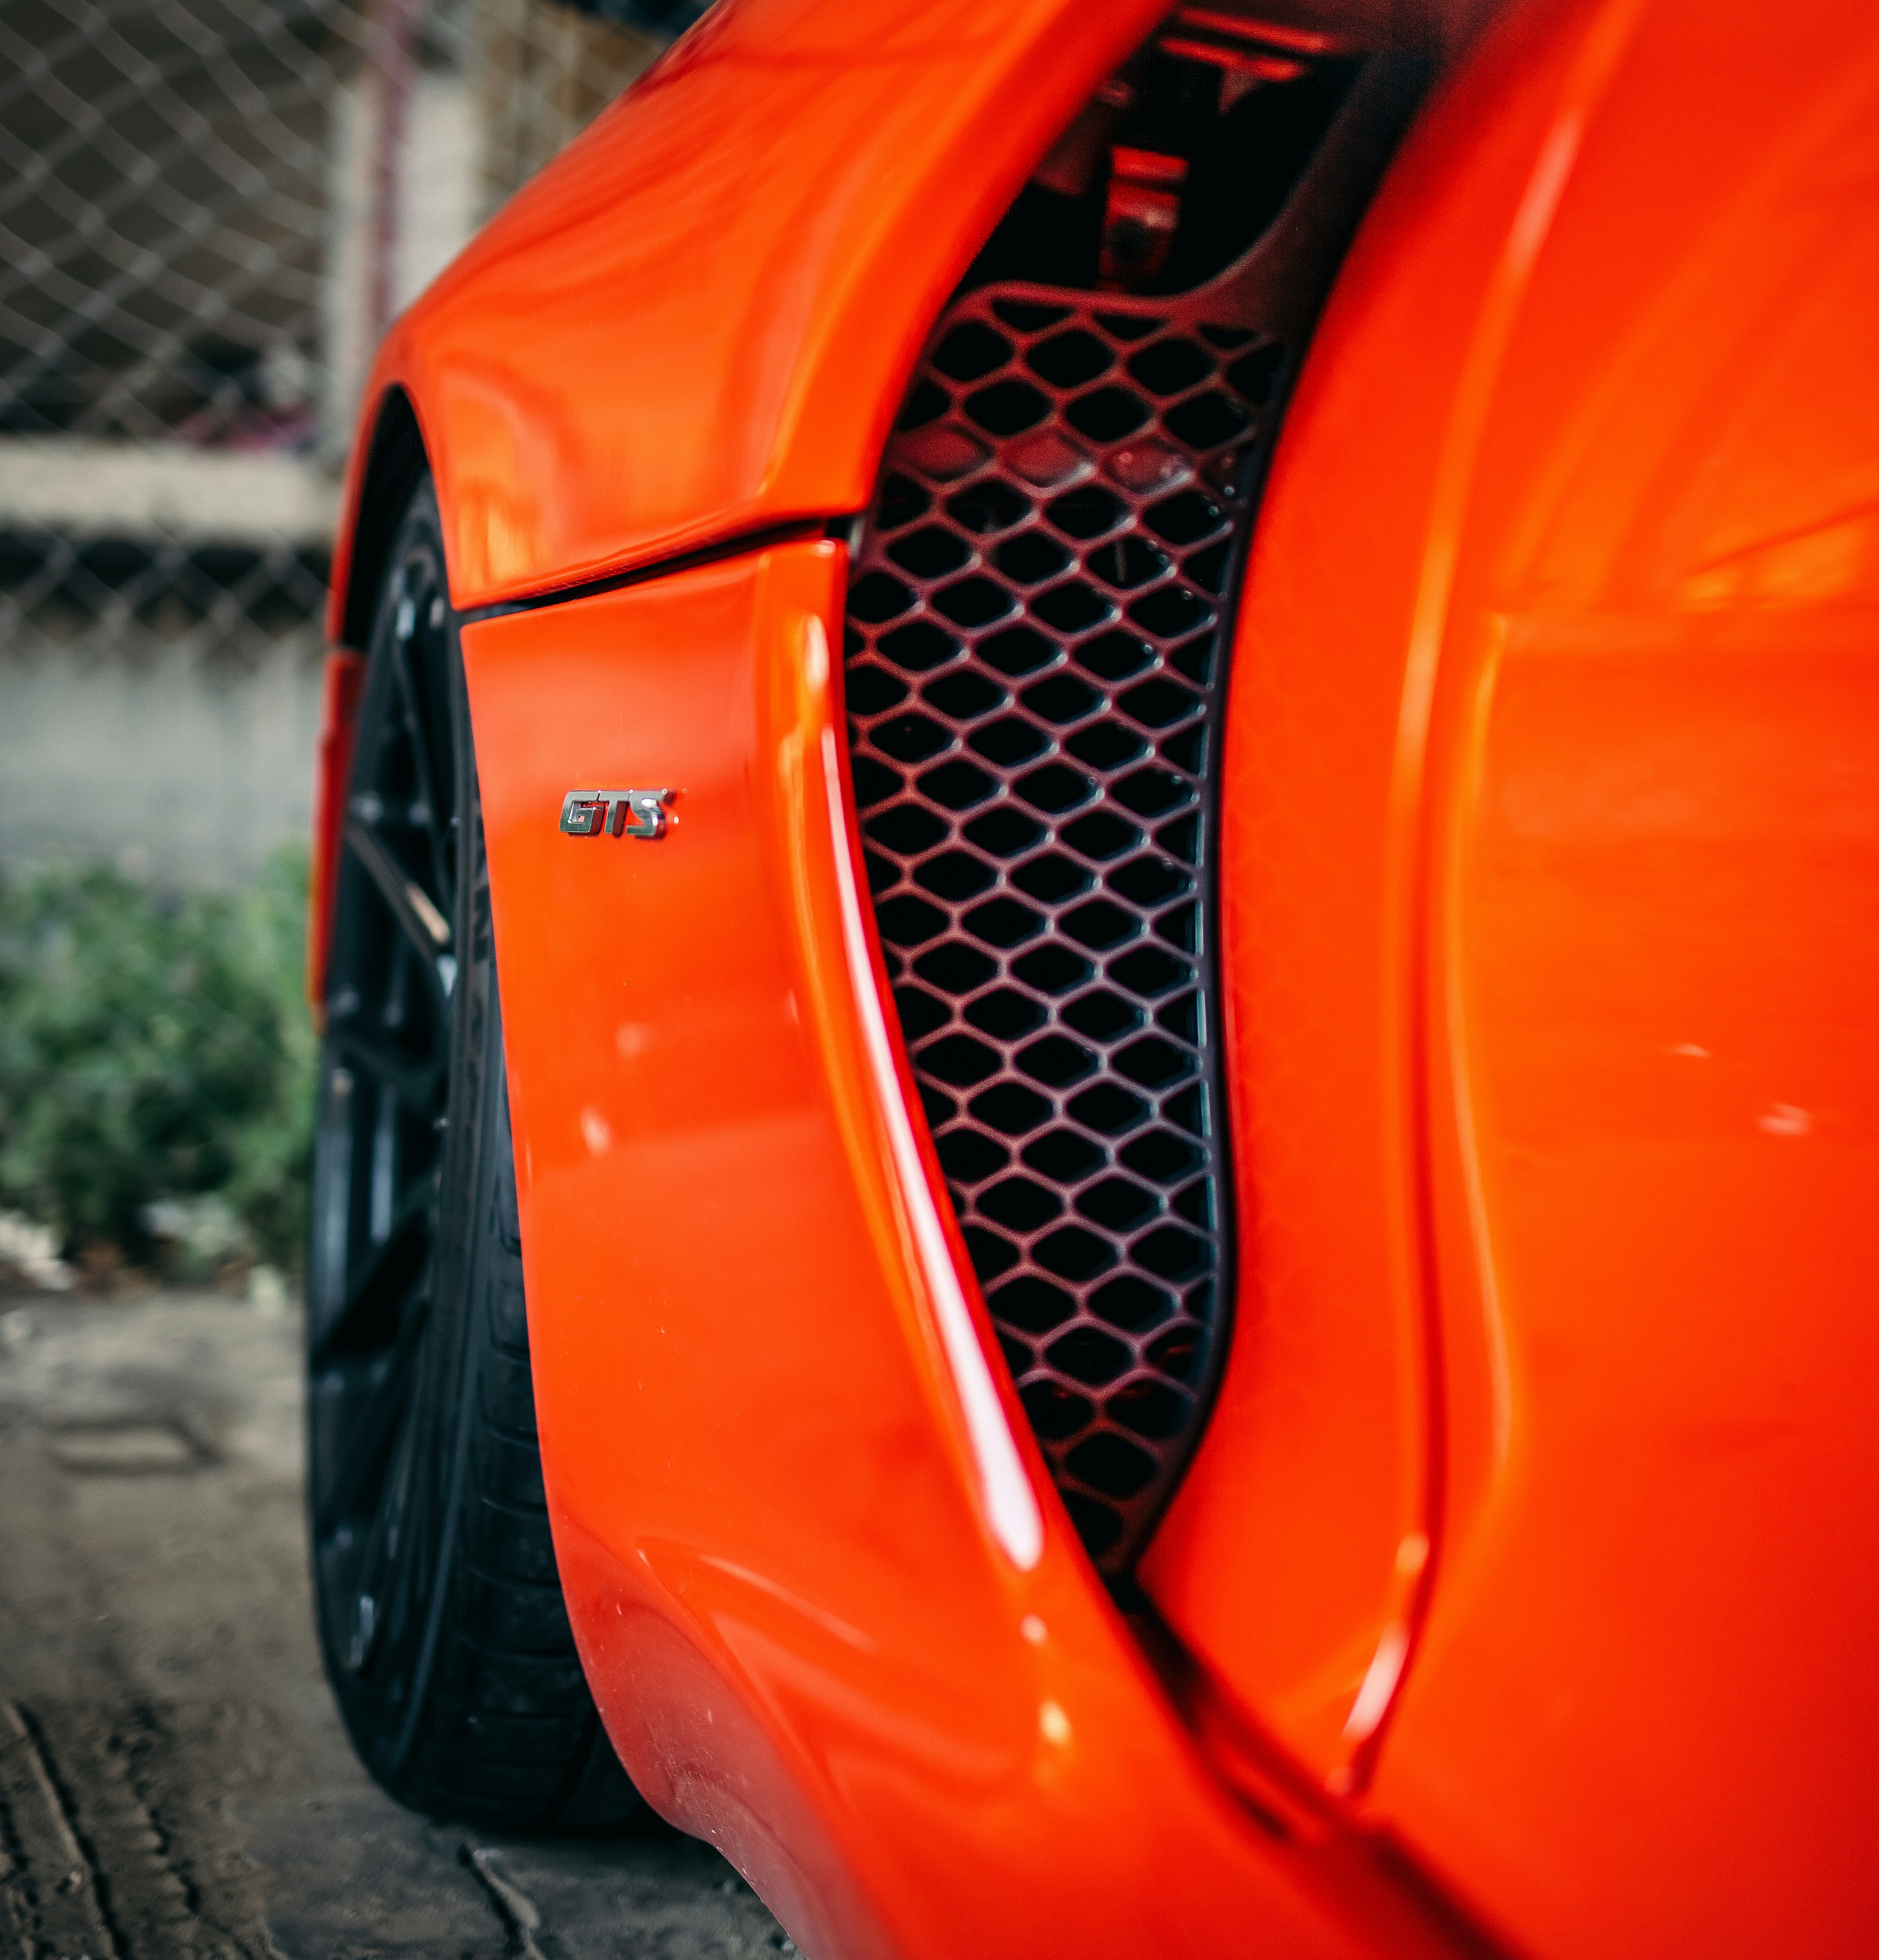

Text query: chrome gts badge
(559, 788), (673, 841)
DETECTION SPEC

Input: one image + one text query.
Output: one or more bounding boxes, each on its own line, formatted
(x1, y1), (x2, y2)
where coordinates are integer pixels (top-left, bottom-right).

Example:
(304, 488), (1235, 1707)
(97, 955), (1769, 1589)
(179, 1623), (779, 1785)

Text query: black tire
(307, 477), (640, 1830)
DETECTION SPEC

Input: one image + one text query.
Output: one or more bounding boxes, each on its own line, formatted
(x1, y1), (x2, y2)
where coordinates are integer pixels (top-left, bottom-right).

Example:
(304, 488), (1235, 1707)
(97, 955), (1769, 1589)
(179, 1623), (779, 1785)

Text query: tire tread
(394, 1093), (638, 1830)
(314, 475), (639, 1836)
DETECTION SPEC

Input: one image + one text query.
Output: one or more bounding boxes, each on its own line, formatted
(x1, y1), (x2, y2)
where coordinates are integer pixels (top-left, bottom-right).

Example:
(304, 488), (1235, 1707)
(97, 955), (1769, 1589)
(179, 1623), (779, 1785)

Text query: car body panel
(325, 0), (1166, 626)
(1136, 0), (1599, 1793)
(311, 0), (1879, 1949)
(458, 541), (1478, 1960)
(1386, 0), (1879, 1947)
(1144, 0), (1879, 1949)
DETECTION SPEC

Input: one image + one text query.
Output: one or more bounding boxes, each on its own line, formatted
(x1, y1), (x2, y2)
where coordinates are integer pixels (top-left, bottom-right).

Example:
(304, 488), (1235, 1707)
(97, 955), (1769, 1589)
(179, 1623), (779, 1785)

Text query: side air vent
(843, 22), (1426, 1573)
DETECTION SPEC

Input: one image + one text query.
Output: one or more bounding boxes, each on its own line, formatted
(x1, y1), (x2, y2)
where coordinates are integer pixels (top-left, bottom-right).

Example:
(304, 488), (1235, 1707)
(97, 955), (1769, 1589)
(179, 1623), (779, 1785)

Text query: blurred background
(0, 0), (702, 1295)
(0, 22), (809, 1948)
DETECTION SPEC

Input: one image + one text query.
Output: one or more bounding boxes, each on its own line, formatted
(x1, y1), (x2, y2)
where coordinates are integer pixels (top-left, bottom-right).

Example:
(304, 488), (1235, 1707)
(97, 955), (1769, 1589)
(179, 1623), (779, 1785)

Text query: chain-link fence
(0, 0), (697, 1284)
(0, 0), (691, 886)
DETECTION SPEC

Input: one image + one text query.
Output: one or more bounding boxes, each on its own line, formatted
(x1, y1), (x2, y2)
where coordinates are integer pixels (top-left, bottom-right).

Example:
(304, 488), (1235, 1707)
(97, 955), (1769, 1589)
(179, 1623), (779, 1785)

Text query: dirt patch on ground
(0, 1292), (791, 1960)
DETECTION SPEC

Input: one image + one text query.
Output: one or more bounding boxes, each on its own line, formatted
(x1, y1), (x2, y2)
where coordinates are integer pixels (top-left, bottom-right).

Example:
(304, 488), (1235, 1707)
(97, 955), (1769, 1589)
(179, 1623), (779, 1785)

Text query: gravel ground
(0, 1290), (791, 1960)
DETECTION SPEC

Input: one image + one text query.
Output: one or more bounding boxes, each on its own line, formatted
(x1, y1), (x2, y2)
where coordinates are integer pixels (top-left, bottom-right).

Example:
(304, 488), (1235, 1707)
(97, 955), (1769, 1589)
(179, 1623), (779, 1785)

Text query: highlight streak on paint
(810, 616), (1044, 1571)
(1343, 1622), (1410, 1744)
(1371, 0), (1651, 1774)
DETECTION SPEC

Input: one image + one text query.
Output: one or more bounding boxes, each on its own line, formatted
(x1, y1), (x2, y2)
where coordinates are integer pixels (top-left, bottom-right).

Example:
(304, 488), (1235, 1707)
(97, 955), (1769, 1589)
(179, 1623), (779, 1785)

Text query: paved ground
(0, 1291), (791, 1960)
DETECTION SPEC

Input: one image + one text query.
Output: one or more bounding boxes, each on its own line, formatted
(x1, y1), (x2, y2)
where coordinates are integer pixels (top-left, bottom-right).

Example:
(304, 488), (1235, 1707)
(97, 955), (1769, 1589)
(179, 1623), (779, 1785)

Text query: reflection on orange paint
(340, 0), (1170, 612)
(1146, 0), (1879, 1954)
(456, 544), (1473, 1960)
(1680, 508), (1879, 609)
(308, 0), (1879, 1950)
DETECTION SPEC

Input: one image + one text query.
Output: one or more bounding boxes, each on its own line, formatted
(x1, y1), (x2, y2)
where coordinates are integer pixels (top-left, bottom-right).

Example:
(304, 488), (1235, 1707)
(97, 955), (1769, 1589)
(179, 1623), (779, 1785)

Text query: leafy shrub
(0, 848), (315, 1273)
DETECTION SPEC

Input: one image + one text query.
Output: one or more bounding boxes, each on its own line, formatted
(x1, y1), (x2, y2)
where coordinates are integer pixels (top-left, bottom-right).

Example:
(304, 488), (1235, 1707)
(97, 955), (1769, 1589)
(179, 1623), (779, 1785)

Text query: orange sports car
(303, 0), (1879, 1953)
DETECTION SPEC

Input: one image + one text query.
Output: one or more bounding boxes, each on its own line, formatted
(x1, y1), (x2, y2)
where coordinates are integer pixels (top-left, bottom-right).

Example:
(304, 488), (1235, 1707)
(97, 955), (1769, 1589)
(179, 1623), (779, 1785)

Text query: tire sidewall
(311, 481), (505, 1788)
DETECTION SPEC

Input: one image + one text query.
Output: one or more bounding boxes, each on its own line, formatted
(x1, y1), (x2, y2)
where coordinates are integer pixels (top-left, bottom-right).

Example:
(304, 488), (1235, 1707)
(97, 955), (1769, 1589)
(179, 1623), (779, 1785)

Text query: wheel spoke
(308, 496), (504, 1730)
(345, 814), (452, 975)
(328, 1023), (444, 1109)
(311, 1172), (439, 1367)
(385, 589), (459, 918)
(338, 1398), (422, 1674)
(312, 1295), (431, 1535)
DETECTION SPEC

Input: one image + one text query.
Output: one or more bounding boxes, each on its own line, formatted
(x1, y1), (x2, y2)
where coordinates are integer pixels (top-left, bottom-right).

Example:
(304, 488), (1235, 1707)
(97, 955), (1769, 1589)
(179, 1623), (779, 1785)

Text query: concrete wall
(0, 0), (662, 894)
(0, 623), (325, 888)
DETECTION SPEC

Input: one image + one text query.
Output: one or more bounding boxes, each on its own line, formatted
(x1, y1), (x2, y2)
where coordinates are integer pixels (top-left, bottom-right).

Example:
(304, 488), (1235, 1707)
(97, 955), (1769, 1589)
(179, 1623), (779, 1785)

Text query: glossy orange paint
(1139, 0), (1611, 1793)
(325, 0), (1163, 625)
(1392, 1), (1879, 1947)
(458, 542), (1489, 1960)
(1144, 0), (1879, 1949)
(310, 0), (1879, 1943)
(323, 0), (1495, 634)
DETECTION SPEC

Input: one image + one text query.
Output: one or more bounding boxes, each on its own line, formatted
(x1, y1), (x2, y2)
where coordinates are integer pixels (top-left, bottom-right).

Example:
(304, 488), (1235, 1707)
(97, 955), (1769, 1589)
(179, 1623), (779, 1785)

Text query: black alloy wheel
(307, 477), (639, 1829)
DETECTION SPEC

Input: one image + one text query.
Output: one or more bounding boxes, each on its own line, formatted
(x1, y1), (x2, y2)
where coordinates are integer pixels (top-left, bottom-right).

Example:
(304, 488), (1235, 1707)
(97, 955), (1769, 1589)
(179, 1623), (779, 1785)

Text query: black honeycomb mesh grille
(840, 42), (1426, 1573)
(843, 280), (1283, 1571)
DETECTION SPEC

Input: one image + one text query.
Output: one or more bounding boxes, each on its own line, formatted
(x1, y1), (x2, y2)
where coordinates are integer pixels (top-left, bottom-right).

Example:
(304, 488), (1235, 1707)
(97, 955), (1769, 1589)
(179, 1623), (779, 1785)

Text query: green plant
(0, 847), (316, 1273)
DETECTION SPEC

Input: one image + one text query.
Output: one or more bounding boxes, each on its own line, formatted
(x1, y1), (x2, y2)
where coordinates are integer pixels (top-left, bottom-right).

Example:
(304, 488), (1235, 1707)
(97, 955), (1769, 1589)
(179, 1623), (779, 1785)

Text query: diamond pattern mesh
(843, 280), (1290, 1571)
(0, 0), (670, 880)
